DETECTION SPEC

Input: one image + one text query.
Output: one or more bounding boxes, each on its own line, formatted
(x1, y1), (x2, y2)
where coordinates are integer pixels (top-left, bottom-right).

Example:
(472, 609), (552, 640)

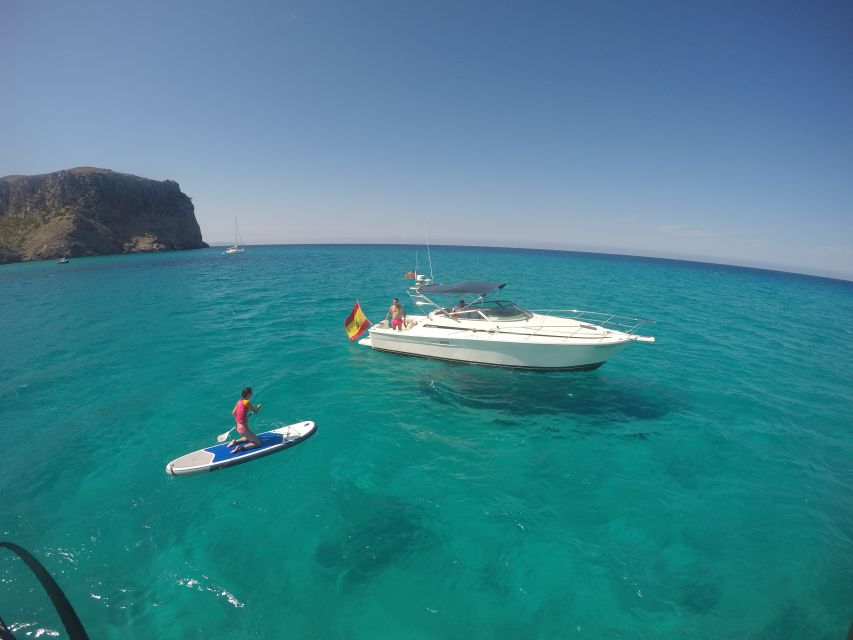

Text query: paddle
(216, 403), (263, 443)
(216, 427), (235, 444)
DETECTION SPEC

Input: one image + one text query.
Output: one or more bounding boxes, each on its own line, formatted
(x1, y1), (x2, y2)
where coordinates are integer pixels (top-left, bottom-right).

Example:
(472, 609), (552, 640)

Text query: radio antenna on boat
(424, 221), (434, 281)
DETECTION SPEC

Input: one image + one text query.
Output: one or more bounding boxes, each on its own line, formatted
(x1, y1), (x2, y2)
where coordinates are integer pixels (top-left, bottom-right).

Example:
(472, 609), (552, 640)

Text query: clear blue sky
(2, 0), (852, 279)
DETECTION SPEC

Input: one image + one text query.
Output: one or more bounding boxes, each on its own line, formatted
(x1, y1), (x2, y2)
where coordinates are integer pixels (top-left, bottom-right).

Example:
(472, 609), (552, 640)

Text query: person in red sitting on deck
(386, 297), (406, 330)
(228, 386), (262, 454)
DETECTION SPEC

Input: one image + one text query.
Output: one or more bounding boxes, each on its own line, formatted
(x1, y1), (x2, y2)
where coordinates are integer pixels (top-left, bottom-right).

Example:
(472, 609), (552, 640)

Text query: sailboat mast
(424, 222), (434, 281)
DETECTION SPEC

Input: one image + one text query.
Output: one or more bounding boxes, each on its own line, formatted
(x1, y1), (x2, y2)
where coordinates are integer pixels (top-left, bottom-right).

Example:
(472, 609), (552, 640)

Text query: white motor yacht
(359, 277), (655, 370)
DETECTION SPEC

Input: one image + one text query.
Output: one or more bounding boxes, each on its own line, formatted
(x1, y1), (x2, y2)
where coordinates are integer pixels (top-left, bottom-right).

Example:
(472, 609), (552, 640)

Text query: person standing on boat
(228, 387), (262, 453)
(450, 299), (468, 319)
(386, 298), (406, 331)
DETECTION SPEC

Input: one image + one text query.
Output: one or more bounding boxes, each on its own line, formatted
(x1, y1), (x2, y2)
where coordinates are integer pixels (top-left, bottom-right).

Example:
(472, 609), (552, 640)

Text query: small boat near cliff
(57, 254), (70, 264)
(224, 218), (245, 254)
(358, 275), (655, 370)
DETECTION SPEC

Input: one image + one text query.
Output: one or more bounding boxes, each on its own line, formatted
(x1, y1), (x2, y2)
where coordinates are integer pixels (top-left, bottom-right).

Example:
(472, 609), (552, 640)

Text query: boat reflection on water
(418, 365), (675, 425)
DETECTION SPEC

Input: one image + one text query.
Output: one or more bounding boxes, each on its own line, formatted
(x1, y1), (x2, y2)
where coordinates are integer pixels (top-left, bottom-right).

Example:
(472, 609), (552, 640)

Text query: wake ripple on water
(7, 622), (60, 638)
(175, 574), (245, 608)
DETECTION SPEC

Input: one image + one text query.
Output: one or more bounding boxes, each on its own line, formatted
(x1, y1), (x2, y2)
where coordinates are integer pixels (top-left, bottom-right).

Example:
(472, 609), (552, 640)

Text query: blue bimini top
(417, 280), (505, 296)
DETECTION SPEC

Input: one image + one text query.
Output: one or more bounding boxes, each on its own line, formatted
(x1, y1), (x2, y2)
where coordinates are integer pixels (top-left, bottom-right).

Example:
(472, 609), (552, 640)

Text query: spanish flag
(344, 301), (371, 342)
(404, 271), (416, 279)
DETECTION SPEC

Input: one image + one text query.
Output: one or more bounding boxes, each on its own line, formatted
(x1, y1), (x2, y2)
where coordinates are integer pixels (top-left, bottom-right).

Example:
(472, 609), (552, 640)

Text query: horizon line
(204, 240), (853, 284)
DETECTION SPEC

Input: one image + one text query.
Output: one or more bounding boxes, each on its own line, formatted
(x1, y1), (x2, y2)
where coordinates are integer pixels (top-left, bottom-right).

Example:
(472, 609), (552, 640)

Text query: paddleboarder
(228, 386), (262, 453)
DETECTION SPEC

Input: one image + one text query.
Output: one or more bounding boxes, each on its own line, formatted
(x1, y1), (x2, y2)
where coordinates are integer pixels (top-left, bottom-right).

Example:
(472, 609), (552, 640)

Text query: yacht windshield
(450, 300), (530, 321)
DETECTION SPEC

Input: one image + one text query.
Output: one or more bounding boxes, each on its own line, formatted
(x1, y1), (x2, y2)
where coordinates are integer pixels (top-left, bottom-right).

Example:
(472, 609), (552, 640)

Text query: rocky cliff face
(0, 167), (208, 263)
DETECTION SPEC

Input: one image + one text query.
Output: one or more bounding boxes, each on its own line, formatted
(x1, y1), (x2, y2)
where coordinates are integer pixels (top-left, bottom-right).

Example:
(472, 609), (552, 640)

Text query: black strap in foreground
(0, 542), (90, 640)
(0, 614), (18, 640)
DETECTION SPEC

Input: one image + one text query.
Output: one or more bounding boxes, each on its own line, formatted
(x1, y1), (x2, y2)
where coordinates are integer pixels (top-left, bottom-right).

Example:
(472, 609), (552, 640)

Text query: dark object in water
(0, 541), (90, 639)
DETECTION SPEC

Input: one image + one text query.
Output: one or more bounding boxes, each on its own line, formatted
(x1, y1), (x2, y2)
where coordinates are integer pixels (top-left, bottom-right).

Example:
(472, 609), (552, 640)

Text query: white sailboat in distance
(224, 218), (245, 254)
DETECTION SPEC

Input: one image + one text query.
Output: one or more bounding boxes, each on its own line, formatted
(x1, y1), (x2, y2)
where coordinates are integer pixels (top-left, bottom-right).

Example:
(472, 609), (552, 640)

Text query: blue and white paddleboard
(165, 421), (316, 476)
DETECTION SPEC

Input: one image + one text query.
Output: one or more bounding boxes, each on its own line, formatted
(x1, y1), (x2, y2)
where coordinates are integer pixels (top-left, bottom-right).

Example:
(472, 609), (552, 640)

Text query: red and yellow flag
(404, 271), (416, 279)
(344, 301), (371, 342)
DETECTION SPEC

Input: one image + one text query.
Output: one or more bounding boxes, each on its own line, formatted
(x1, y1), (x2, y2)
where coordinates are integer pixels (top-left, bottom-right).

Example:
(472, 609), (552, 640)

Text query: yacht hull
(361, 327), (629, 370)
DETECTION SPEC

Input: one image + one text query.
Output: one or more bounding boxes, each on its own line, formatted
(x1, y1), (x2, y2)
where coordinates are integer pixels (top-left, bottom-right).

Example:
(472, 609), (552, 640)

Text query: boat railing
(375, 319), (418, 330)
(531, 309), (656, 337)
(419, 308), (655, 341)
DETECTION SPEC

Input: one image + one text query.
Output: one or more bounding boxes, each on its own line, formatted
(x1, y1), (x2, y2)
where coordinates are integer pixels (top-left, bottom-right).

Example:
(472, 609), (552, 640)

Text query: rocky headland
(0, 167), (208, 264)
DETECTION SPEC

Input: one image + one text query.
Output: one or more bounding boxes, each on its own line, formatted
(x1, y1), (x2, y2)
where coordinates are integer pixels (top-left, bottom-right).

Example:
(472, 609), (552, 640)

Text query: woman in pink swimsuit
(228, 386), (262, 453)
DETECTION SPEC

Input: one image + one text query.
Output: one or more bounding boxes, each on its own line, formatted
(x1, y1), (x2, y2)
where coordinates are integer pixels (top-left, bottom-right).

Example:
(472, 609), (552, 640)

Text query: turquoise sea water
(1, 245), (851, 639)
